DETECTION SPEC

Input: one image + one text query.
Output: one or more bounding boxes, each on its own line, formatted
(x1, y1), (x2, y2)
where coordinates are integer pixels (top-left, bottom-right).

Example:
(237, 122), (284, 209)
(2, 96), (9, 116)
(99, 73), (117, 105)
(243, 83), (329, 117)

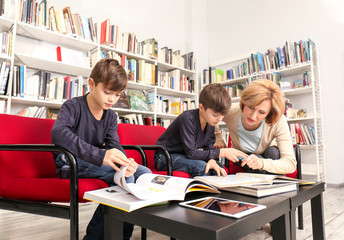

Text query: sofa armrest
(0, 144), (78, 219)
(135, 145), (172, 176)
(122, 145), (147, 167)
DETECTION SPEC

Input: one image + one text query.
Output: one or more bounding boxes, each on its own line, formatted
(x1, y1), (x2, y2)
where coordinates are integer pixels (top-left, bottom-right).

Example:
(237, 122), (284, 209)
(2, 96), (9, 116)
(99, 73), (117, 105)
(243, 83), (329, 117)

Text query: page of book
(114, 166), (219, 201)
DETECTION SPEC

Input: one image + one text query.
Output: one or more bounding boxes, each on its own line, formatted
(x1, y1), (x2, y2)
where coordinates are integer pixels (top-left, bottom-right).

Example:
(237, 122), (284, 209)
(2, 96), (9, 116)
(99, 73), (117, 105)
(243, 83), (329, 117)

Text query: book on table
(194, 172), (314, 188)
(83, 166), (220, 212)
(221, 181), (299, 197)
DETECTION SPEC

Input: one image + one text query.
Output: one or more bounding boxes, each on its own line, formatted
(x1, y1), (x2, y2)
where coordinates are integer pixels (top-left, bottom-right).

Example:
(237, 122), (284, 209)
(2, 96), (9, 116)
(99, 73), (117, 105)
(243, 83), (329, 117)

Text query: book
(127, 90), (148, 111)
(84, 166), (219, 212)
(180, 196), (266, 218)
(221, 181), (299, 197)
(194, 172), (314, 188)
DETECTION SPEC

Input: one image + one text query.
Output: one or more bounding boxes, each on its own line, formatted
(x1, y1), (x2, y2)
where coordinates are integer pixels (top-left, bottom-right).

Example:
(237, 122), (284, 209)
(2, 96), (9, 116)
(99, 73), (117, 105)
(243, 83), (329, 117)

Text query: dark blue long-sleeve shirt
(51, 94), (124, 167)
(156, 109), (220, 161)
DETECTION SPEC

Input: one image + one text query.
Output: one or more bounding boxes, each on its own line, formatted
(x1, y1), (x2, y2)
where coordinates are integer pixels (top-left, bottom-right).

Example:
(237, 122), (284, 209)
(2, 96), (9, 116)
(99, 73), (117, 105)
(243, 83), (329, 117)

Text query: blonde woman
(214, 79), (296, 174)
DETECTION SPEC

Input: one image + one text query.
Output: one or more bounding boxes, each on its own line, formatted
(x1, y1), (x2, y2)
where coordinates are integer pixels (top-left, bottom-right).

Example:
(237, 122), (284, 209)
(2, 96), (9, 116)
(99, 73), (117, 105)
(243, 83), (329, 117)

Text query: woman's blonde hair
(240, 79), (285, 125)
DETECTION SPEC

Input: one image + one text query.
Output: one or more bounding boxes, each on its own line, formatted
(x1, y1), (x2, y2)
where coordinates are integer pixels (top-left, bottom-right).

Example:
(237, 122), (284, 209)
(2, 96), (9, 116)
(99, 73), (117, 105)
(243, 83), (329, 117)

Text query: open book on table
(194, 172), (315, 189)
(83, 166), (219, 212)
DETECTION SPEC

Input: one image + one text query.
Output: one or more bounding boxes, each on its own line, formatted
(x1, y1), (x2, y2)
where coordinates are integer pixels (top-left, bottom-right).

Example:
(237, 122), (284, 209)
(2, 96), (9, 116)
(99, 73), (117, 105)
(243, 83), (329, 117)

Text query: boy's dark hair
(90, 58), (127, 91)
(199, 83), (231, 114)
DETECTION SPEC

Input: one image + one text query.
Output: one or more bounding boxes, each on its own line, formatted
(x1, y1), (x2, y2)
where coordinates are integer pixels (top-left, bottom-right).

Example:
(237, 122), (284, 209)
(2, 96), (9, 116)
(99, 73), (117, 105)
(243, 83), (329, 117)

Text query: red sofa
(0, 114), (108, 240)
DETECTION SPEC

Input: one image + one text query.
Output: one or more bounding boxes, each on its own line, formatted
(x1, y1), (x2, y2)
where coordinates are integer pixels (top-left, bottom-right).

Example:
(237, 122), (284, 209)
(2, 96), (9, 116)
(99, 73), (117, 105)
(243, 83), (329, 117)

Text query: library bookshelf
(205, 40), (325, 182)
(0, 3), (198, 128)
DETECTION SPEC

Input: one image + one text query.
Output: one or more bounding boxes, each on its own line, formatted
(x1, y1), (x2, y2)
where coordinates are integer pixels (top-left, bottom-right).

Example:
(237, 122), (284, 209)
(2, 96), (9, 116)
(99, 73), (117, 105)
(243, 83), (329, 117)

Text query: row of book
(17, 106), (59, 119)
(98, 50), (196, 93)
(0, 60), (11, 95)
(18, 1), (98, 43)
(290, 122), (315, 145)
(117, 113), (171, 128)
(210, 70), (312, 100)
(156, 96), (196, 115)
(99, 19), (196, 70)
(0, 32), (12, 58)
(203, 39), (314, 85)
(11, 65), (88, 102)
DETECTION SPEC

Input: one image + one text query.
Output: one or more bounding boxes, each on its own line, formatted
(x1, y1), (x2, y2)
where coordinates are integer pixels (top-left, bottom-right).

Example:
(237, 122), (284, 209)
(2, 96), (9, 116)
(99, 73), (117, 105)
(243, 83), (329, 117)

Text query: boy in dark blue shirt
(155, 84), (246, 177)
(52, 58), (151, 239)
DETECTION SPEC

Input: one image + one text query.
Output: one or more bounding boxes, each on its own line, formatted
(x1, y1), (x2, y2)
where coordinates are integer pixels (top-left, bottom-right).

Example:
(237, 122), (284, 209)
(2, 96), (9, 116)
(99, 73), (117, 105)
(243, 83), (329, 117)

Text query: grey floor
(0, 186), (343, 240)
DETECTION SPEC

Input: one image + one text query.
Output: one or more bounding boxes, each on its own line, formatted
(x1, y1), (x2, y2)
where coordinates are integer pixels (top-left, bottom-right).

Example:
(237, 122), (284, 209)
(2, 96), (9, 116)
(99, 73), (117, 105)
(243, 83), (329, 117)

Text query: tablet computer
(179, 196), (266, 218)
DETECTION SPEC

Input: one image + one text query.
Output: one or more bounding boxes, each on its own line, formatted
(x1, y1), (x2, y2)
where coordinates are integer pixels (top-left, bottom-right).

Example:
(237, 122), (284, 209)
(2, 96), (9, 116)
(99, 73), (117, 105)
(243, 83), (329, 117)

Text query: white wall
(49, 0), (343, 185)
(201, 0), (344, 186)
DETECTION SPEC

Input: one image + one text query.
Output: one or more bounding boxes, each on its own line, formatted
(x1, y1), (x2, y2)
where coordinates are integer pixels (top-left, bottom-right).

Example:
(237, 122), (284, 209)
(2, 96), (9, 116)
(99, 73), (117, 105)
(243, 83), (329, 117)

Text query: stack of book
(195, 172), (314, 198)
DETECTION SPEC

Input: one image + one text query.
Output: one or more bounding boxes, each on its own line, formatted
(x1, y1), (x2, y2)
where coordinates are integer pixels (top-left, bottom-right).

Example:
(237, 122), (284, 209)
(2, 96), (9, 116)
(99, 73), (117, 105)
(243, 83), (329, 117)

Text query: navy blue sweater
(51, 94), (124, 167)
(156, 109), (220, 161)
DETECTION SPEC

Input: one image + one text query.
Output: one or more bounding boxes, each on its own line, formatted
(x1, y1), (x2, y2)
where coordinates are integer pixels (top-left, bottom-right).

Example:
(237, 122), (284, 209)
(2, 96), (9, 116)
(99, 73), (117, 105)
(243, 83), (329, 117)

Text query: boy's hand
(205, 159), (227, 177)
(241, 154), (264, 170)
(103, 148), (131, 172)
(220, 148), (248, 163)
(125, 158), (138, 177)
(214, 140), (227, 149)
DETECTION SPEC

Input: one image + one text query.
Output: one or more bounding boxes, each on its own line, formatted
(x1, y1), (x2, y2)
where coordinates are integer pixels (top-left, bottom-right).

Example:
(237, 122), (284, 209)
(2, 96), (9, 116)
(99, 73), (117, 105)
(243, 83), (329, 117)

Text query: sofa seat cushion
(1, 178), (108, 203)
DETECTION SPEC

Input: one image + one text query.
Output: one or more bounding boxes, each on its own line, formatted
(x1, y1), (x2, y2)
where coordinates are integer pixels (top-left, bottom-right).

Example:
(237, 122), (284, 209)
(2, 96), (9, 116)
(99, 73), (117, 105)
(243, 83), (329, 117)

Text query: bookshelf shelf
(14, 53), (92, 77)
(0, 16), (14, 30)
(287, 116), (314, 122)
(206, 40), (324, 182)
(10, 97), (62, 108)
(111, 107), (154, 115)
(16, 22), (98, 51)
(283, 86), (313, 96)
(156, 113), (179, 119)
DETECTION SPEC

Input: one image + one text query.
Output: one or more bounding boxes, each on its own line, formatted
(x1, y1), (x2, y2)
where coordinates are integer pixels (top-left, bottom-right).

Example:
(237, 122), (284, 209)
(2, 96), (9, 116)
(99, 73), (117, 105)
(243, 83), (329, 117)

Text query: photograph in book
(194, 172), (314, 188)
(180, 196), (266, 218)
(84, 166), (219, 212)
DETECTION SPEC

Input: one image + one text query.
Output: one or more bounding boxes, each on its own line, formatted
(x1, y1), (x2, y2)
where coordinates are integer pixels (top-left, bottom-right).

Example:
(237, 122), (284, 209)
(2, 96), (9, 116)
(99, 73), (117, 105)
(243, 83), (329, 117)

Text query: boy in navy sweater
(155, 84), (246, 177)
(52, 58), (151, 239)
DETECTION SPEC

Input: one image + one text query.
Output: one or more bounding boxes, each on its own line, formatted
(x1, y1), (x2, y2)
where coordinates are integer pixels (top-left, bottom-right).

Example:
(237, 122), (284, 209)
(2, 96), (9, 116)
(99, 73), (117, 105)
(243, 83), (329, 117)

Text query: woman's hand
(219, 148), (248, 163)
(205, 159), (227, 177)
(241, 154), (264, 170)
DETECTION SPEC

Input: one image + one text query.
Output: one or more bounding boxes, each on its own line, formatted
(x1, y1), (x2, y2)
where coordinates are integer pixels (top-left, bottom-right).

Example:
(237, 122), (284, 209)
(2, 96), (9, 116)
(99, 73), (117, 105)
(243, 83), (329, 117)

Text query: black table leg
(289, 208), (297, 240)
(271, 213), (291, 240)
(104, 208), (123, 240)
(311, 193), (325, 240)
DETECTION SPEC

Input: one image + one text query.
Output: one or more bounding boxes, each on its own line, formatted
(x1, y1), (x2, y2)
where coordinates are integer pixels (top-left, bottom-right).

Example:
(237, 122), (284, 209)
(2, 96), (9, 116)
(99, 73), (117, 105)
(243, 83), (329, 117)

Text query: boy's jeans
(154, 152), (224, 178)
(54, 153), (152, 239)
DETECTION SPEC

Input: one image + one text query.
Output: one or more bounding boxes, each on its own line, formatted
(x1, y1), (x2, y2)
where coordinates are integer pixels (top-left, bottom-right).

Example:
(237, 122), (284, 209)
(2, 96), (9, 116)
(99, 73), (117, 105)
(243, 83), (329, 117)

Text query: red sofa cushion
(226, 134), (298, 178)
(0, 114), (108, 202)
(117, 123), (191, 178)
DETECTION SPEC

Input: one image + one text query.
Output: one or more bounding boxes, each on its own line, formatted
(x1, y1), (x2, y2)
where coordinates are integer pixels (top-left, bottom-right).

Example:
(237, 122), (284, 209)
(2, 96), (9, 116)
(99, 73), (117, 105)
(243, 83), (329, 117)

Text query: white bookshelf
(0, 4), (198, 127)
(208, 41), (325, 182)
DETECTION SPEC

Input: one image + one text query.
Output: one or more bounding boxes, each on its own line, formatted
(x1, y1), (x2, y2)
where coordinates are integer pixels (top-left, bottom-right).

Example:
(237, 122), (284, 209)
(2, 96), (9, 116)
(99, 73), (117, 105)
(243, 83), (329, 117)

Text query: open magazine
(84, 166), (219, 212)
(194, 172), (314, 188)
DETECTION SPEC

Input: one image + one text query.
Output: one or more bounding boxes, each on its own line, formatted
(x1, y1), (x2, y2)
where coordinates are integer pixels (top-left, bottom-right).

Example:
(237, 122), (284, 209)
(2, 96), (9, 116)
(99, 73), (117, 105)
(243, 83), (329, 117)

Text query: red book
(100, 19), (109, 45)
(56, 46), (62, 61)
(294, 123), (305, 145)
